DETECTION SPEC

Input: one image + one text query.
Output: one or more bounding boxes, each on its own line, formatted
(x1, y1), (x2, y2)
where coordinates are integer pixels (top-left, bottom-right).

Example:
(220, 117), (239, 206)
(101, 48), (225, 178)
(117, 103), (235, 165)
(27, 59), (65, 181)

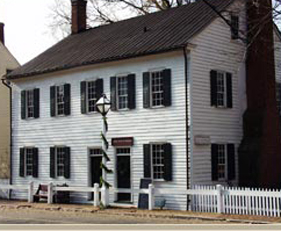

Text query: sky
(0, 0), (280, 66)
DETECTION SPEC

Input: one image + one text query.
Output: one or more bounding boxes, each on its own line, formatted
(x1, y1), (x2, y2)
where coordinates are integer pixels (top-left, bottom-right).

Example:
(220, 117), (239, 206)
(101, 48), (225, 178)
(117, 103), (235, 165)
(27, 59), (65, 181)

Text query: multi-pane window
(117, 76), (128, 109)
(216, 72), (227, 107)
(217, 144), (226, 180)
(87, 81), (97, 112)
(90, 148), (102, 156)
(151, 144), (164, 180)
(56, 147), (65, 177)
(26, 90), (34, 118)
(276, 83), (281, 116)
(231, 15), (239, 40)
(25, 148), (34, 176)
(116, 148), (130, 155)
(151, 71), (164, 107)
(56, 85), (65, 115)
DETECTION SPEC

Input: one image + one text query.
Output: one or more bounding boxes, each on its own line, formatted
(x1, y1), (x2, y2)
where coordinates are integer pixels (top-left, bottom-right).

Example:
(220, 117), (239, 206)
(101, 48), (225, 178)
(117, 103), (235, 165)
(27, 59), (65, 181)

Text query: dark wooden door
(117, 155), (131, 202)
(91, 156), (102, 200)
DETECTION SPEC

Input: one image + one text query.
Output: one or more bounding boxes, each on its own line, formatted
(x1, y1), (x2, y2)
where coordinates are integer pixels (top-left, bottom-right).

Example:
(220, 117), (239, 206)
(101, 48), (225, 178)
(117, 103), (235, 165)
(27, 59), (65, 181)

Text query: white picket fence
(1, 182), (281, 217)
(191, 185), (281, 217)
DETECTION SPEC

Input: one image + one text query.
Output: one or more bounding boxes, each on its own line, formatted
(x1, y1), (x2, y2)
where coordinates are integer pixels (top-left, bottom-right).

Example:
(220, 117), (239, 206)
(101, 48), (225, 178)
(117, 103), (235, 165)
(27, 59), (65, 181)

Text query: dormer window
(231, 14), (239, 40)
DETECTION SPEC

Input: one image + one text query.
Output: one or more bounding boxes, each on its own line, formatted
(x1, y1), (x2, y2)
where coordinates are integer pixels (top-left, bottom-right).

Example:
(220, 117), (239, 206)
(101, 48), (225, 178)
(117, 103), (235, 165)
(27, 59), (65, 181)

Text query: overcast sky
(0, 0), (280, 66)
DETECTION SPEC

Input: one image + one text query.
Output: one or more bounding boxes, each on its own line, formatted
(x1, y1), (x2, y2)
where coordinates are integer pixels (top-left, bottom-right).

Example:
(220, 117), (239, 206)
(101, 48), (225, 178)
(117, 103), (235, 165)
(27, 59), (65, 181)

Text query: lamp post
(95, 93), (111, 207)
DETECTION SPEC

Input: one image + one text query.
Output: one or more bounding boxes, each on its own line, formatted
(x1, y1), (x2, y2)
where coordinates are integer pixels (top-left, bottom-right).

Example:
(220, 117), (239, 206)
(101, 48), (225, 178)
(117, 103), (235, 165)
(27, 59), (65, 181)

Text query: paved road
(0, 209), (231, 224)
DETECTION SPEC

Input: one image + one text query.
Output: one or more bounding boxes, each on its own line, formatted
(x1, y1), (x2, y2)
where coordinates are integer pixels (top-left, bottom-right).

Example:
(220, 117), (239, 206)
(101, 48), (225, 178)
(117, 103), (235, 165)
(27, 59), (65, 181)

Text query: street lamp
(95, 93), (111, 207)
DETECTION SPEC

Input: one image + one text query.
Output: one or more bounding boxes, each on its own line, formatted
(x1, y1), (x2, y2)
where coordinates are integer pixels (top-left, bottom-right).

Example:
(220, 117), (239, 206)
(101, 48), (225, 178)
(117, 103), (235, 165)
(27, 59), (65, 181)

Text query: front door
(116, 148), (131, 202)
(90, 148), (102, 200)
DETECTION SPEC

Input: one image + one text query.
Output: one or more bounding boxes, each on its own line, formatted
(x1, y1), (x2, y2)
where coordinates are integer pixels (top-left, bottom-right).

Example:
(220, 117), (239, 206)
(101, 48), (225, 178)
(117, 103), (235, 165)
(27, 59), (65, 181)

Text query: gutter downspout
(183, 47), (189, 210)
(2, 78), (12, 199)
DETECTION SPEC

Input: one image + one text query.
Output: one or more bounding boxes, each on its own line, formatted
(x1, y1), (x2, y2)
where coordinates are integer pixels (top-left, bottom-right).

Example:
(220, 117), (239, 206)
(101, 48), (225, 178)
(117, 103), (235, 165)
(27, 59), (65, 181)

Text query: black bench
(33, 184), (48, 202)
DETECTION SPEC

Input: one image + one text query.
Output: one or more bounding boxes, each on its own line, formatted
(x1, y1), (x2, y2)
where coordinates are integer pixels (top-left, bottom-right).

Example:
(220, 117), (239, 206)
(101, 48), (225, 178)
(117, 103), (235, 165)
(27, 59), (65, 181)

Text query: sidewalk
(0, 199), (280, 224)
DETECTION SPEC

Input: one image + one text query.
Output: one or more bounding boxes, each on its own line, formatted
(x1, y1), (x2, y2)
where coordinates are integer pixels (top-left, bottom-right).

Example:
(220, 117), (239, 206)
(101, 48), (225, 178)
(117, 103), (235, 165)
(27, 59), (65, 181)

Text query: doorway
(90, 148), (102, 200)
(116, 147), (131, 203)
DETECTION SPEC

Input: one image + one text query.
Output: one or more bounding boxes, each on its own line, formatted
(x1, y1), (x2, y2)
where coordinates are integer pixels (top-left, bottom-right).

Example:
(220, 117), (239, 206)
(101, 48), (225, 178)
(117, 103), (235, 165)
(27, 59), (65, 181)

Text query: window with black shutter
(50, 84), (71, 117)
(143, 69), (172, 108)
(21, 89), (40, 119)
(143, 143), (172, 181)
(81, 79), (103, 114)
(50, 146), (71, 179)
(19, 147), (38, 178)
(211, 143), (236, 181)
(210, 70), (233, 109)
(230, 15), (239, 40)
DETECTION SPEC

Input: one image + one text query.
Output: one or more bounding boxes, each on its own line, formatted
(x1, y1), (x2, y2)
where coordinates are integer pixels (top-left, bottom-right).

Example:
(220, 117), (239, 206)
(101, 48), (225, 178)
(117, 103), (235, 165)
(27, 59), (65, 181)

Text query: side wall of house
(275, 31), (281, 83)
(11, 51), (188, 210)
(0, 43), (19, 179)
(189, 0), (247, 186)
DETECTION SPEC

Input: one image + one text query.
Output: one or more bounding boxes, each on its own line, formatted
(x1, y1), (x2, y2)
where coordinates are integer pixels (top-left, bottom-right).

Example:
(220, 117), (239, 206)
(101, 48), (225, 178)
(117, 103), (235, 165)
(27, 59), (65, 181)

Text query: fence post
(48, 182), (53, 204)
(94, 183), (100, 207)
(28, 181), (34, 203)
(148, 184), (154, 210)
(216, 184), (223, 214)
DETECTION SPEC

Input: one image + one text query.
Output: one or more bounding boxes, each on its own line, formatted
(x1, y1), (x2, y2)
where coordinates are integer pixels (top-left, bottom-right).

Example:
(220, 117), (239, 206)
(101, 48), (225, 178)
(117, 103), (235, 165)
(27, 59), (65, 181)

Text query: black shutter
(163, 69), (172, 107)
(96, 79), (104, 111)
(143, 144), (151, 178)
(163, 143), (172, 181)
(64, 84), (71, 115)
(143, 72), (150, 108)
(81, 81), (87, 114)
(33, 148), (38, 178)
(211, 144), (218, 181)
(127, 74), (136, 109)
(19, 148), (25, 177)
(227, 144), (236, 181)
(21, 91), (26, 119)
(50, 147), (56, 178)
(64, 147), (71, 179)
(110, 77), (117, 111)
(210, 70), (218, 107)
(226, 73), (233, 108)
(50, 86), (56, 117)
(34, 88), (40, 118)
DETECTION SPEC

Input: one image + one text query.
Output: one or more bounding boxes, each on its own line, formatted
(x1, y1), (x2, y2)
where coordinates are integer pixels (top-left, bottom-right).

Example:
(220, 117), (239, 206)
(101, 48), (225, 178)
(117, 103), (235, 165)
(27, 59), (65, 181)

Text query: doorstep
(109, 202), (137, 209)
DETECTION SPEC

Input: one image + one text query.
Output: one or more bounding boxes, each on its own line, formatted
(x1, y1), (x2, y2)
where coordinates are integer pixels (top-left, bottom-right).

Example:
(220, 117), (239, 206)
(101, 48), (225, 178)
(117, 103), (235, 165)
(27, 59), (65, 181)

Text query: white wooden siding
(274, 31), (281, 83)
(189, 0), (247, 186)
(11, 51), (188, 210)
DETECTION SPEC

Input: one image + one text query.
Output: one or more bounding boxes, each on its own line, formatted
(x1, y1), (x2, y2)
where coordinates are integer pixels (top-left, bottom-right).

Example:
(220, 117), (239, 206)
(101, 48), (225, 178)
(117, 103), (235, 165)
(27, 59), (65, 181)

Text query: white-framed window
(26, 90), (34, 118)
(56, 147), (65, 177)
(20, 147), (38, 178)
(216, 71), (227, 107)
(25, 148), (34, 176)
(87, 81), (98, 113)
(151, 144), (165, 180)
(90, 148), (102, 156)
(117, 76), (129, 110)
(276, 82), (281, 116)
(151, 71), (164, 107)
(217, 144), (227, 181)
(56, 85), (65, 116)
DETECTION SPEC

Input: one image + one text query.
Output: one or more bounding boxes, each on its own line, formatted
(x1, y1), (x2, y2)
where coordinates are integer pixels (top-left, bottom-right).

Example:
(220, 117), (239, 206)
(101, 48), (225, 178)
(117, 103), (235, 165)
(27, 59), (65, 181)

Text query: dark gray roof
(7, 0), (234, 79)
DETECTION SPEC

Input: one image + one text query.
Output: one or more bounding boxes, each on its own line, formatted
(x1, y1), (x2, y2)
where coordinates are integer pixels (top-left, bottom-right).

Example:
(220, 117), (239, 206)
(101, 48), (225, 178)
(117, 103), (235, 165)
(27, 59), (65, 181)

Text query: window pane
(216, 72), (226, 107)
(152, 144), (164, 179)
(57, 147), (65, 177)
(151, 71), (164, 107)
(217, 144), (226, 180)
(56, 86), (65, 115)
(90, 148), (102, 156)
(26, 148), (33, 176)
(88, 81), (97, 112)
(26, 90), (34, 118)
(117, 76), (128, 109)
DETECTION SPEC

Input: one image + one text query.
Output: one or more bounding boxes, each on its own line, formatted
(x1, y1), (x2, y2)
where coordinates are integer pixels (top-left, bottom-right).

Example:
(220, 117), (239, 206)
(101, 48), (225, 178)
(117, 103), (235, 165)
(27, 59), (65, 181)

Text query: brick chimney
(71, 0), (87, 34)
(0, 23), (4, 45)
(238, 0), (281, 188)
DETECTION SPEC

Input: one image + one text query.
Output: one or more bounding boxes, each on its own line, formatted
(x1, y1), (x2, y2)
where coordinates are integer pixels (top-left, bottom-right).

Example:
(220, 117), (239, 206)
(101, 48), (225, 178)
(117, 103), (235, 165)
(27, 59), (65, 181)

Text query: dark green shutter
(50, 86), (56, 117)
(33, 148), (38, 178)
(210, 70), (218, 107)
(163, 143), (172, 181)
(81, 81), (87, 114)
(50, 147), (56, 178)
(128, 74), (136, 109)
(226, 73), (233, 108)
(227, 144), (236, 180)
(19, 148), (25, 177)
(163, 69), (172, 107)
(96, 79), (104, 111)
(143, 144), (151, 178)
(143, 72), (150, 108)
(64, 84), (71, 115)
(64, 147), (71, 179)
(211, 144), (218, 181)
(21, 91), (26, 119)
(110, 77), (117, 111)
(34, 88), (40, 118)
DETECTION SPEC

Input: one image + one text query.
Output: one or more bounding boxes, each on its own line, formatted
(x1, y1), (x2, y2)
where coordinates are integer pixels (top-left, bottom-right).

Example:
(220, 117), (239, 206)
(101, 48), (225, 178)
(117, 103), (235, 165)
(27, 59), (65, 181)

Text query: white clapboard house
(3, 0), (281, 210)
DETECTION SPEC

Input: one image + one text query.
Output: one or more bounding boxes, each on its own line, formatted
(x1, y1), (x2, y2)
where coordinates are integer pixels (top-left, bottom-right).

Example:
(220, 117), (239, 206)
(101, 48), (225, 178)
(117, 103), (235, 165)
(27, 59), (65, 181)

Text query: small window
(117, 76), (129, 110)
(56, 147), (65, 177)
(87, 81), (98, 112)
(19, 147), (38, 178)
(231, 15), (239, 40)
(26, 90), (34, 118)
(21, 89), (40, 119)
(216, 72), (227, 107)
(151, 144), (165, 180)
(90, 148), (102, 156)
(56, 85), (65, 116)
(50, 84), (71, 117)
(151, 71), (164, 107)
(50, 146), (70, 179)
(217, 144), (227, 180)
(276, 82), (281, 116)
